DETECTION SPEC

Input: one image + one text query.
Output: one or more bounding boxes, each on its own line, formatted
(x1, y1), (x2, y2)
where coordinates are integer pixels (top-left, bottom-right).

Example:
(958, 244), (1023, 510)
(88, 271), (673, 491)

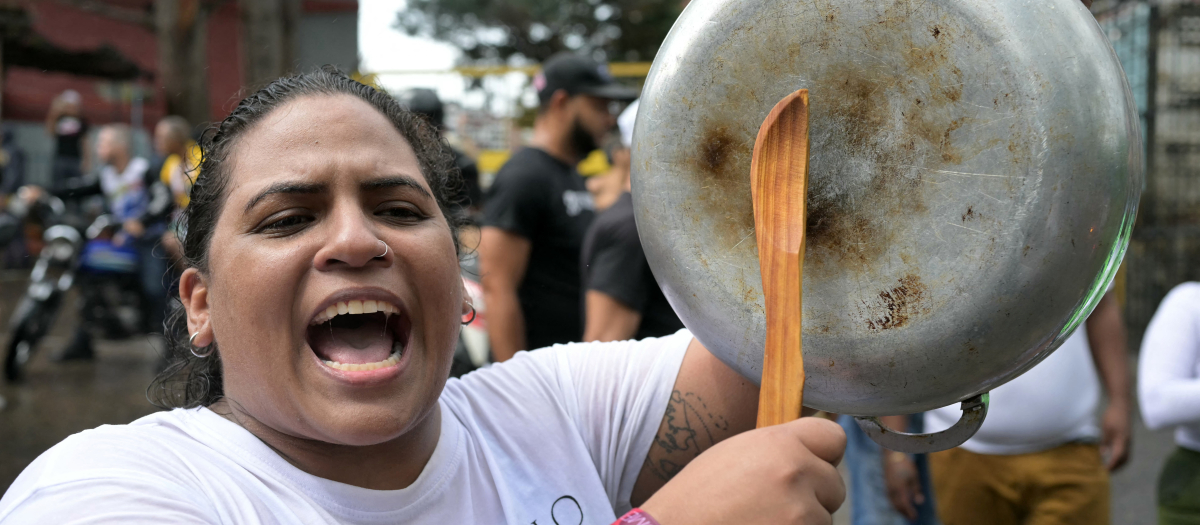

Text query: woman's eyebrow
(362, 175), (433, 199)
(244, 181), (326, 213)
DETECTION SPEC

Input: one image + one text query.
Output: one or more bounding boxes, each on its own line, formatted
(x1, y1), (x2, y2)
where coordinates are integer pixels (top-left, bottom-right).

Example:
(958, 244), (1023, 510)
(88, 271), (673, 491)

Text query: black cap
(399, 88), (444, 128)
(534, 52), (639, 104)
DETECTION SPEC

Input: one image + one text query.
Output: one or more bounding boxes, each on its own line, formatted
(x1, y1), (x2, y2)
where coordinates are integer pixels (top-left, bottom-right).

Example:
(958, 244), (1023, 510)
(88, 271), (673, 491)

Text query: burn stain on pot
(686, 123), (758, 261)
(803, 69), (948, 274)
(802, 72), (910, 272)
(698, 126), (735, 175)
(962, 206), (976, 222)
(943, 78), (963, 104)
(692, 125), (749, 190)
(941, 119), (964, 163)
(805, 201), (836, 242)
(863, 275), (929, 330)
(805, 200), (880, 269)
(834, 74), (891, 152)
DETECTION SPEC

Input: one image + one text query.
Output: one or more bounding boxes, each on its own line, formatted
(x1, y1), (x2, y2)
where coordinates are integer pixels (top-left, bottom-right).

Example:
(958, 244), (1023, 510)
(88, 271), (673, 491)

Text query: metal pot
(632, 0), (1141, 449)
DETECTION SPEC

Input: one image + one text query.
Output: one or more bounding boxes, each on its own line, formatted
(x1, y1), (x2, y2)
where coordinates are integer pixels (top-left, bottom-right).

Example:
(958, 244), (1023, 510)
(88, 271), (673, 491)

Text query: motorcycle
(3, 191), (487, 382)
(1, 191), (143, 382)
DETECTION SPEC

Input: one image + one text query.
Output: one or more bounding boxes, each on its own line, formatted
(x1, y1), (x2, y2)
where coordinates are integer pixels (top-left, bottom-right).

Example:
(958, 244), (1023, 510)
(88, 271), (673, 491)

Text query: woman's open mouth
(306, 299), (410, 373)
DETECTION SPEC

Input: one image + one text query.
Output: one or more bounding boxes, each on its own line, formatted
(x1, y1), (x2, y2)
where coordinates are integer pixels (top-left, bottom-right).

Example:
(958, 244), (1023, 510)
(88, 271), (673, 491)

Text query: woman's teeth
(312, 300), (401, 325)
(322, 346), (403, 371)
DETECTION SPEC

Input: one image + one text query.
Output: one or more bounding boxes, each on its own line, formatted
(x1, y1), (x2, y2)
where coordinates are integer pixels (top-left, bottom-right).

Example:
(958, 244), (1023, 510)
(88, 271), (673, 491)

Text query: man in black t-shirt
(582, 101), (682, 342)
(481, 53), (637, 360)
(581, 189), (684, 342)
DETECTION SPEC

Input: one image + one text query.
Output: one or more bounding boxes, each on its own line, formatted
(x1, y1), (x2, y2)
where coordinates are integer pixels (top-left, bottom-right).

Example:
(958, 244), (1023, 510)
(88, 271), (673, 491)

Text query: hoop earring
(461, 304), (477, 325)
(189, 332), (214, 358)
(375, 240), (389, 259)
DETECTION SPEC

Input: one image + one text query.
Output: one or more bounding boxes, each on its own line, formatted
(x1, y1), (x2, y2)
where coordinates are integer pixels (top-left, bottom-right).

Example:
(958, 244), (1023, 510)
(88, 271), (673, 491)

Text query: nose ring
(375, 240), (389, 259)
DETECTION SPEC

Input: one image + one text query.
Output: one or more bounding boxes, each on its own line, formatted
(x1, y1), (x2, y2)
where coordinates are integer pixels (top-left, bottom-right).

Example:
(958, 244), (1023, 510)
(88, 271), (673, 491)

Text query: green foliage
(395, 0), (684, 64)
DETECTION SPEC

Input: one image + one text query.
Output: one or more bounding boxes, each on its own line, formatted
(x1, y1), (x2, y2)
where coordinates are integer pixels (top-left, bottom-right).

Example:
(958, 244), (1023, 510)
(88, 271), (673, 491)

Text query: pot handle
(853, 393), (989, 454)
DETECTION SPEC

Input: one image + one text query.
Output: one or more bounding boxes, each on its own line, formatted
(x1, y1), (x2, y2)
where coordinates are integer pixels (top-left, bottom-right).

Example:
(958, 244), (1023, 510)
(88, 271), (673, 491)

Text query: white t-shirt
(1139, 282), (1200, 452)
(0, 331), (693, 524)
(99, 156), (150, 221)
(925, 327), (1100, 455)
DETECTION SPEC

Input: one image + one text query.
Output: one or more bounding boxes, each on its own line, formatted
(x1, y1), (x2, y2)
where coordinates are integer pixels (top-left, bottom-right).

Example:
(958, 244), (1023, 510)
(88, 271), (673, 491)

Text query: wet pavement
(0, 335), (162, 488)
(0, 271), (1179, 522)
(0, 271), (163, 490)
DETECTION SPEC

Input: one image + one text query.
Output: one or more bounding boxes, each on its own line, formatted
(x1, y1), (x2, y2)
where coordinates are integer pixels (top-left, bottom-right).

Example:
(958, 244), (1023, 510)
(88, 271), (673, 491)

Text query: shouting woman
(0, 70), (844, 525)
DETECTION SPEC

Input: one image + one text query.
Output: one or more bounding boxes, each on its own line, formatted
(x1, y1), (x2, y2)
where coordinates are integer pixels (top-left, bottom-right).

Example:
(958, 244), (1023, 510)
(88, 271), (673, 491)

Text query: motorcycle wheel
(4, 326), (34, 383)
(4, 295), (58, 383)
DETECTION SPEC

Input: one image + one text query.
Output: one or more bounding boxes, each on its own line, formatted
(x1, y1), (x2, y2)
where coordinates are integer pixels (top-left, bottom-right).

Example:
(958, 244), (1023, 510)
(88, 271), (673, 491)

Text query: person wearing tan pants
(930, 443), (1109, 524)
(922, 292), (1131, 525)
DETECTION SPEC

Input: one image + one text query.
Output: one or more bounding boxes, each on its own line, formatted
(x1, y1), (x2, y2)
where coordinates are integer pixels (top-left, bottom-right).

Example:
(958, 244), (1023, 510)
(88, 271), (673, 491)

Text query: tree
(155, 0), (210, 126)
(395, 0), (685, 65)
(240, 0), (300, 90)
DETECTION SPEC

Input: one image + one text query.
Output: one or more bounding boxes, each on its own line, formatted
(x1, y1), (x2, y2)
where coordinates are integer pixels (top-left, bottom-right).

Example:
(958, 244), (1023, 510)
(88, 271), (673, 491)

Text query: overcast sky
(357, 0), (534, 114)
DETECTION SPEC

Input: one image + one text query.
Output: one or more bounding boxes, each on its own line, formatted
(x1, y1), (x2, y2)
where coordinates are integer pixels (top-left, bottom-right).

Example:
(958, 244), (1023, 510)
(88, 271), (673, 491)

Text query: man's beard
(568, 117), (598, 159)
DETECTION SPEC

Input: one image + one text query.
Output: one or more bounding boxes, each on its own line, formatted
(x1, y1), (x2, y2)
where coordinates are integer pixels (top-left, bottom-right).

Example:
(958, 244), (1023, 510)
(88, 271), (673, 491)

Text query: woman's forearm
(630, 339), (758, 505)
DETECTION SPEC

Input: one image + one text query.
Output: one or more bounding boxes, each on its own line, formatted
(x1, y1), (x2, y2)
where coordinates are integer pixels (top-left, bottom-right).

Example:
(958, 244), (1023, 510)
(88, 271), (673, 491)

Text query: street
(0, 272), (1178, 523)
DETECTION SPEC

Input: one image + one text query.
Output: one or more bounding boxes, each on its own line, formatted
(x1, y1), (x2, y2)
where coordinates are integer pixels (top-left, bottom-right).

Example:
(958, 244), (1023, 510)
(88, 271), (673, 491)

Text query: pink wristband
(614, 508), (661, 525)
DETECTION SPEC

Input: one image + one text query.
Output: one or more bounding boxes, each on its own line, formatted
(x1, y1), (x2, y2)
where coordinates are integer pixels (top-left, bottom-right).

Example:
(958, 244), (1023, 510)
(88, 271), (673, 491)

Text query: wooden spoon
(751, 89), (810, 428)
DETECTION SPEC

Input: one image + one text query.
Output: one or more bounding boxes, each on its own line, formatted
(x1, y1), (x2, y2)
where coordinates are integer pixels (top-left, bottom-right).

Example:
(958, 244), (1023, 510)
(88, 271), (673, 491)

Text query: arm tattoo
(642, 390), (730, 482)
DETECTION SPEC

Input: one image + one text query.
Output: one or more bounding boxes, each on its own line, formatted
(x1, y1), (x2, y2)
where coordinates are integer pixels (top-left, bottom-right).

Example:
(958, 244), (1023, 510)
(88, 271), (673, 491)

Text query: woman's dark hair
(148, 67), (463, 409)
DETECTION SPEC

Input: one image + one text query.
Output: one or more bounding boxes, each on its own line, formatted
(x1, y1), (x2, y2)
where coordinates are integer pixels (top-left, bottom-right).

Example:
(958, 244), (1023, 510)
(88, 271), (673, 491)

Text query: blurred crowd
(0, 16), (1198, 525)
(1, 90), (200, 360)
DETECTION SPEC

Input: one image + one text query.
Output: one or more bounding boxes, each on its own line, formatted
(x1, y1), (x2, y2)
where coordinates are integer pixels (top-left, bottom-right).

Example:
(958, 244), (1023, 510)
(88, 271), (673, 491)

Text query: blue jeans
(838, 414), (939, 525)
(135, 236), (169, 334)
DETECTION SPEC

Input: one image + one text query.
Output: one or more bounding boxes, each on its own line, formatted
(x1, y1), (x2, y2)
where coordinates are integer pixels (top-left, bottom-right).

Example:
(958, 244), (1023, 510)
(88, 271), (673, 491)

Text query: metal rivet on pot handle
(854, 393), (990, 454)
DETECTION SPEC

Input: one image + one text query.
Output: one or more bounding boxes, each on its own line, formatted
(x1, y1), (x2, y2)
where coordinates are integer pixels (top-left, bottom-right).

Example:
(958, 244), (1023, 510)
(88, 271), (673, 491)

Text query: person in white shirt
(1139, 282), (1200, 524)
(0, 69), (845, 525)
(879, 291), (1130, 525)
(924, 292), (1130, 525)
